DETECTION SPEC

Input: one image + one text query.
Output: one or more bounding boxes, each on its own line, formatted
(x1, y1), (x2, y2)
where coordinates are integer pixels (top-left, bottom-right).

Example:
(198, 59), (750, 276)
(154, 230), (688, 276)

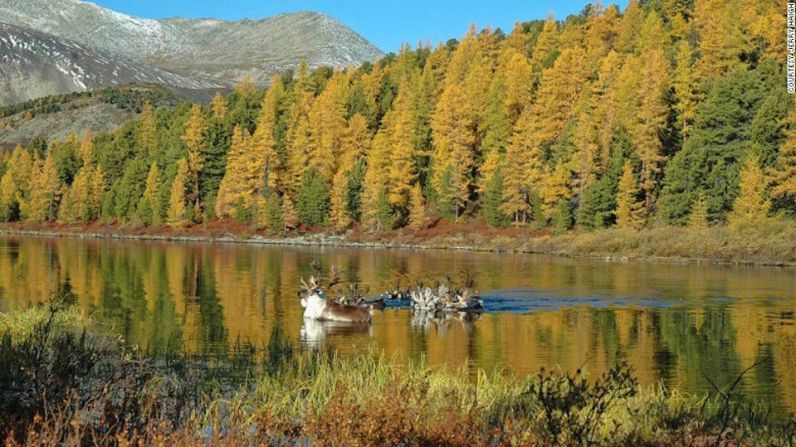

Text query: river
(0, 235), (794, 413)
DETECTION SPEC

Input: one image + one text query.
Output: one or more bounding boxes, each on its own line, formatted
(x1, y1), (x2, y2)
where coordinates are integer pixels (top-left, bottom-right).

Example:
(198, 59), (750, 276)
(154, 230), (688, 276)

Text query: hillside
(0, 23), (219, 105)
(0, 85), (184, 150)
(0, 0), (383, 104)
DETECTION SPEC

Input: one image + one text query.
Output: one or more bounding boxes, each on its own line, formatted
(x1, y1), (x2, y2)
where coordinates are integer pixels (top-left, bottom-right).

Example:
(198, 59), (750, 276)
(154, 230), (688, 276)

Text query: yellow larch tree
(477, 25), (501, 67)
(530, 16), (558, 73)
(694, 0), (747, 79)
(282, 194), (299, 229)
(408, 183), (427, 230)
(572, 93), (600, 194)
(463, 53), (493, 132)
(502, 21), (529, 56)
(539, 162), (571, 222)
(1, 146), (33, 219)
(0, 172), (16, 222)
(215, 126), (251, 218)
(501, 108), (544, 224)
(673, 41), (698, 140)
(615, 0), (643, 54)
(329, 169), (351, 231)
(445, 24), (479, 86)
(386, 86), (417, 210)
(343, 112), (372, 164)
(251, 78), (283, 194)
(664, 0), (691, 41)
(234, 75), (256, 96)
(27, 152), (61, 222)
(139, 102), (157, 157)
(138, 163), (162, 226)
(529, 46), (588, 148)
(211, 92), (227, 120)
(88, 165), (104, 221)
(502, 51), (533, 124)
(308, 72), (349, 183)
(740, 0), (784, 61)
(79, 129), (95, 166)
(391, 44), (420, 85)
(182, 104), (207, 212)
(613, 55), (643, 135)
(615, 160), (645, 230)
(478, 146), (502, 197)
(632, 13), (671, 212)
(168, 158), (190, 227)
(285, 91), (314, 196)
(423, 43), (450, 101)
(60, 168), (90, 223)
(361, 130), (392, 229)
(330, 113), (371, 230)
(359, 63), (384, 125)
(431, 83), (475, 219)
(584, 3), (620, 67)
(593, 51), (622, 168)
(729, 154), (771, 229)
(59, 129), (97, 223)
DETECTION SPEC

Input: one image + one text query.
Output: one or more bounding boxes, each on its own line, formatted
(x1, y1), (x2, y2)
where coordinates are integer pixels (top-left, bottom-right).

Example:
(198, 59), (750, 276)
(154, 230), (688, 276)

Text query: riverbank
(2, 302), (794, 446)
(1, 219), (795, 267)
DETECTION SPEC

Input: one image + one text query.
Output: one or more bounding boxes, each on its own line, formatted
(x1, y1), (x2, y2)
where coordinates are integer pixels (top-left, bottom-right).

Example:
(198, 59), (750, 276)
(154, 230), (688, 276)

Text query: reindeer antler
(327, 265), (342, 289)
(310, 260), (322, 276)
(464, 274), (476, 290)
(308, 276), (320, 291)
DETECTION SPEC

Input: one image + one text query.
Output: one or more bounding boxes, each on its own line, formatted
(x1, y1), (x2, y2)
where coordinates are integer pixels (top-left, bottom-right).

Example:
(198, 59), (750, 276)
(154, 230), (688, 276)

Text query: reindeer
(381, 279), (411, 302)
(409, 277), (484, 313)
(299, 267), (374, 323)
(336, 283), (386, 309)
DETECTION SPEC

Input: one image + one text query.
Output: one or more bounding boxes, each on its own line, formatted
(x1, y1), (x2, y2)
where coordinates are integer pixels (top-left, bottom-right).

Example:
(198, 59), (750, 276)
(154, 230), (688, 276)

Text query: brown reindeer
(299, 268), (373, 323)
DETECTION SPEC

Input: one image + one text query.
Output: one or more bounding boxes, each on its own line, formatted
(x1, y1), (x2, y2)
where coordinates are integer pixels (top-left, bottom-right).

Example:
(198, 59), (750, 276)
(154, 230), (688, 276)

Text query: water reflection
(0, 236), (794, 413)
(301, 319), (372, 347)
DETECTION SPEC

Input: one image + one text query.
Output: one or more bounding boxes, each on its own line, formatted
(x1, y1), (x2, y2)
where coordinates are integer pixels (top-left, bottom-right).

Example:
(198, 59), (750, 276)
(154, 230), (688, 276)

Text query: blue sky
(91, 0), (597, 52)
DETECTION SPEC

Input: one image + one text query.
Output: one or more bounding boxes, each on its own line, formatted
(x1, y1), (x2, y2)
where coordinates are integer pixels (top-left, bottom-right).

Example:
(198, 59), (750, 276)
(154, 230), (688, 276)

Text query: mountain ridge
(0, 0), (383, 105)
(0, 22), (221, 105)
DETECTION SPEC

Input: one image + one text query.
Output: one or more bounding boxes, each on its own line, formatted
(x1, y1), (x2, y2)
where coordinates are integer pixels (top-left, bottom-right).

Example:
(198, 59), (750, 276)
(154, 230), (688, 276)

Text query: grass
(520, 220), (796, 265)
(0, 298), (795, 446)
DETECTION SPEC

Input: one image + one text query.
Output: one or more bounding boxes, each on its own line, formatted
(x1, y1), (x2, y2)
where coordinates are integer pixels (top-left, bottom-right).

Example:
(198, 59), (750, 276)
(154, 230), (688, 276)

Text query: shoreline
(1, 224), (794, 268)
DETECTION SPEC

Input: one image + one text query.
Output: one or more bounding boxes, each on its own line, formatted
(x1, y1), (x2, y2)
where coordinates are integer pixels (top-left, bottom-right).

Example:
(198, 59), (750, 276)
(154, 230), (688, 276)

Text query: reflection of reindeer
(299, 268), (374, 323)
(300, 318), (372, 346)
(410, 309), (481, 335)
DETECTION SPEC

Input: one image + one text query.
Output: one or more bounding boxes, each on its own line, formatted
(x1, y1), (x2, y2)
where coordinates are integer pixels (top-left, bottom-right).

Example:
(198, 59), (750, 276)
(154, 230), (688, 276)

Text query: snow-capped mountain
(0, 0), (384, 105)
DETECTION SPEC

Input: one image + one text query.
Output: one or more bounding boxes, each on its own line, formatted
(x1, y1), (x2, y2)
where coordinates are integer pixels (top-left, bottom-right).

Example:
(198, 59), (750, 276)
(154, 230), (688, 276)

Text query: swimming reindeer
(409, 277), (484, 313)
(299, 268), (374, 323)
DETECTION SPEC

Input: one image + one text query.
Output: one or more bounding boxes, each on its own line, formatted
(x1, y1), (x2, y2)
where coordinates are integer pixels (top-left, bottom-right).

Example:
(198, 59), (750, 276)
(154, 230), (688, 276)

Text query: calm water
(1, 235), (795, 413)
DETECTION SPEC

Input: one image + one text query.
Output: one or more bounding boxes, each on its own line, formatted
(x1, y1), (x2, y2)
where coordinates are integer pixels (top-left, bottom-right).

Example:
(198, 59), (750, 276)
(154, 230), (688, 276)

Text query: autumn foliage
(0, 0), (791, 234)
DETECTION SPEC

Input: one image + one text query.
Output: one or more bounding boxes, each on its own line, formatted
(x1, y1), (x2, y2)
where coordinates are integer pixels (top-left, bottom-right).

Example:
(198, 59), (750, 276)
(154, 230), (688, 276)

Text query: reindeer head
(299, 275), (323, 308)
(299, 264), (343, 308)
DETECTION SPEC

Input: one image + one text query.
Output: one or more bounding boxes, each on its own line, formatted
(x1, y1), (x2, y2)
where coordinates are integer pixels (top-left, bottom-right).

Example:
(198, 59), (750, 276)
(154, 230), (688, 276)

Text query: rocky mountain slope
(0, 85), (184, 150)
(0, 23), (219, 105)
(0, 0), (383, 105)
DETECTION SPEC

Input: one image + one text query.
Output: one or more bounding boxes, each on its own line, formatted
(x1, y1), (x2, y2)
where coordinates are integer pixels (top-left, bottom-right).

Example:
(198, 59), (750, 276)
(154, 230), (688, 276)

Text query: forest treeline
(0, 0), (793, 235)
